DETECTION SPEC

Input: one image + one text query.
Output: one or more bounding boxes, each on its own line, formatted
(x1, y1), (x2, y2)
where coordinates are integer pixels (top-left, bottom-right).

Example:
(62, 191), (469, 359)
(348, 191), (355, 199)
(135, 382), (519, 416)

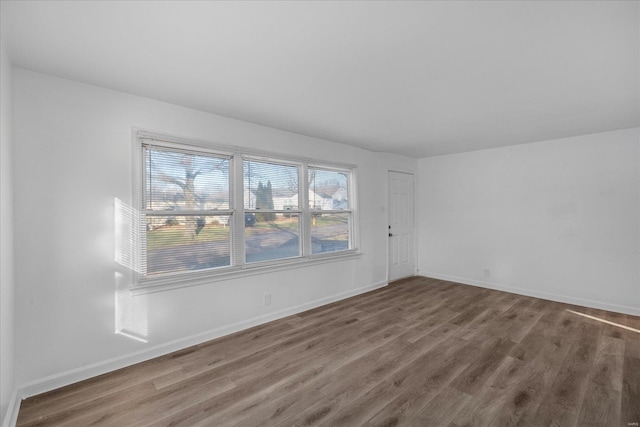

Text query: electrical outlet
(263, 292), (271, 306)
(483, 268), (491, 277)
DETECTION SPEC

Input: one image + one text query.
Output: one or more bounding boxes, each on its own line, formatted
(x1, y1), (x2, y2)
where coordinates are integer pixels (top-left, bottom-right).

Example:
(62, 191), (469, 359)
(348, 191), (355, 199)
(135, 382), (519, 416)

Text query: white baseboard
(2, 390), (20, 427)
(420, 272), (640, 317)
(17, 279), (388, 401)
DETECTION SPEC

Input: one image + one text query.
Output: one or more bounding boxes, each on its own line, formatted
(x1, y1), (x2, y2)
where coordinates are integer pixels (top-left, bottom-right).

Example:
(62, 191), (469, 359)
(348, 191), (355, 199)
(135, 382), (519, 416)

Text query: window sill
(131, 250), (362, 295)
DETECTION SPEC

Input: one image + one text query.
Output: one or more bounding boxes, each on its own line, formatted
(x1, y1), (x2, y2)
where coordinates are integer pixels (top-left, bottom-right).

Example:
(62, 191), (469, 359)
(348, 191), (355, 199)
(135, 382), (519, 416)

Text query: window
(136, 132), (358, 287)
(244, 159), (302, 263)
(142, 144), (233, 276)
(309, 167), (352, 255)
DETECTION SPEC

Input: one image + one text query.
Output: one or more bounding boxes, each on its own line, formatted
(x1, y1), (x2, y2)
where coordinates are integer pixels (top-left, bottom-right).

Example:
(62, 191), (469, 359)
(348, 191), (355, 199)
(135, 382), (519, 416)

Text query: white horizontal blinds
(243, 159), (302, 263)
(308, 167), (352, 254)
(243, 159), (299, 210)
(144, 144), (231, 212)
(137, 133), (358, 285)
(142, 143), (233, 276)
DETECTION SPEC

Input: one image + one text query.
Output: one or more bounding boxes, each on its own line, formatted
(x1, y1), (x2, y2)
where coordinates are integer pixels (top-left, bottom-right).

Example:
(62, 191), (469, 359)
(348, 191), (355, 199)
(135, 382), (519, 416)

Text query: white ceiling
(1, 1), (638, 157)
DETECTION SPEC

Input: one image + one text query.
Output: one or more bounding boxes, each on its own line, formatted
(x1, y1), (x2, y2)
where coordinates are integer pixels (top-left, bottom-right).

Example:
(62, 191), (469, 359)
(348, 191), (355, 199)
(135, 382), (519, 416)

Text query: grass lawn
(147, 215), (347, 250)
(146, 224), (230, 250)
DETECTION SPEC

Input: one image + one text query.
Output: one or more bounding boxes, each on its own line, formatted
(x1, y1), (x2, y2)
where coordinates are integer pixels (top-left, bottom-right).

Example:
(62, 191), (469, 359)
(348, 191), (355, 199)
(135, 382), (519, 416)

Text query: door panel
(388, 171), (414, 281)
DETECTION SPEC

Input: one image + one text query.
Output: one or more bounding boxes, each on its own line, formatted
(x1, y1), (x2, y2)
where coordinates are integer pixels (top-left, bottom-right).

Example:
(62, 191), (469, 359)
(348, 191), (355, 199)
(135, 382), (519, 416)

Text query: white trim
(141, 138), (234, 159)
(243, 209), (303, 214)
(350, 167), (360, 253)
(308, 209), (352, 214)
(420, 272), (640, 316)
(232, 150), (243, 267)
(2, 389), (20, 427)
(301, 163), (311, 257)
(144, 210), (235, 216)
(16, 279), (388, 400)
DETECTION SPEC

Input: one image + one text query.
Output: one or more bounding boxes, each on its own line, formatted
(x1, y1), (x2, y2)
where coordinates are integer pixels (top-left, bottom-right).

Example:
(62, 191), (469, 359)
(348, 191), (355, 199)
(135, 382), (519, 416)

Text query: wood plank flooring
(17, 276), (640, 427)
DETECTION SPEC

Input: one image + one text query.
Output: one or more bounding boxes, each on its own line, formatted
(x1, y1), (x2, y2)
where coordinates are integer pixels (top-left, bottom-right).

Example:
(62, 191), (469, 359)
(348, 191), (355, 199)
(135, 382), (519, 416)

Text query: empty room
(0, 1), (638, 426)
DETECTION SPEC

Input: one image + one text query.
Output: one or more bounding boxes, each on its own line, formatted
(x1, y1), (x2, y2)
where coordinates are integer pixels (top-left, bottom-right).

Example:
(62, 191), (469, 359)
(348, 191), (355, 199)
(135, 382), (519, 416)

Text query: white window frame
(242, 156), (305, 266)
(307, 164), (356, 257)
(131, 130), (360, 294)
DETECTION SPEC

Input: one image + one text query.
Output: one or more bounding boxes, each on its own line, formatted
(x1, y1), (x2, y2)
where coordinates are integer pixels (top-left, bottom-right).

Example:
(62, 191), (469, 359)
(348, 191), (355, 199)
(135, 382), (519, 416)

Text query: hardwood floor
(17, 276), (640, 427)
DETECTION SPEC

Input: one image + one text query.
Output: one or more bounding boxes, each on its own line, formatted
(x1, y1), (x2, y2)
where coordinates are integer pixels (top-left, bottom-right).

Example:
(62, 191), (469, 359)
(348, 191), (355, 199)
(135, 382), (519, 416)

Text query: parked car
(245, 213), (257, 227)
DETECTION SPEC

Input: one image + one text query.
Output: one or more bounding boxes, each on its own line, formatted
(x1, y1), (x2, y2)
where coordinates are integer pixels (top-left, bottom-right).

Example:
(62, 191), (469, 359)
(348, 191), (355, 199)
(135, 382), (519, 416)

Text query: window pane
(244, 160), (299, 210)
(145, 147), (230, 211)
(245, 213), (300, 263)
(311, 213), (350, 254)
(308, 169), (349, 210)
(145, 215), (231, 275)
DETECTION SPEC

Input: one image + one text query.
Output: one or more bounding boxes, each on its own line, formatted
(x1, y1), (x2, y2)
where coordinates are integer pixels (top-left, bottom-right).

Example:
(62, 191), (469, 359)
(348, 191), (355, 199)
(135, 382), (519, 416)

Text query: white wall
(0, 42), (16, 425)
(12, 69), (416, 395)
(417, 128), (640, 315)
(14, 66), (637, 409)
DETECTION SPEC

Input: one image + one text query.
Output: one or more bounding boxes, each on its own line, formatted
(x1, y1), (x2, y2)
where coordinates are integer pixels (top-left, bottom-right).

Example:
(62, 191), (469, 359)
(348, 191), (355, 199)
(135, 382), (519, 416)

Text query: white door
(388, 171), (415, 281)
